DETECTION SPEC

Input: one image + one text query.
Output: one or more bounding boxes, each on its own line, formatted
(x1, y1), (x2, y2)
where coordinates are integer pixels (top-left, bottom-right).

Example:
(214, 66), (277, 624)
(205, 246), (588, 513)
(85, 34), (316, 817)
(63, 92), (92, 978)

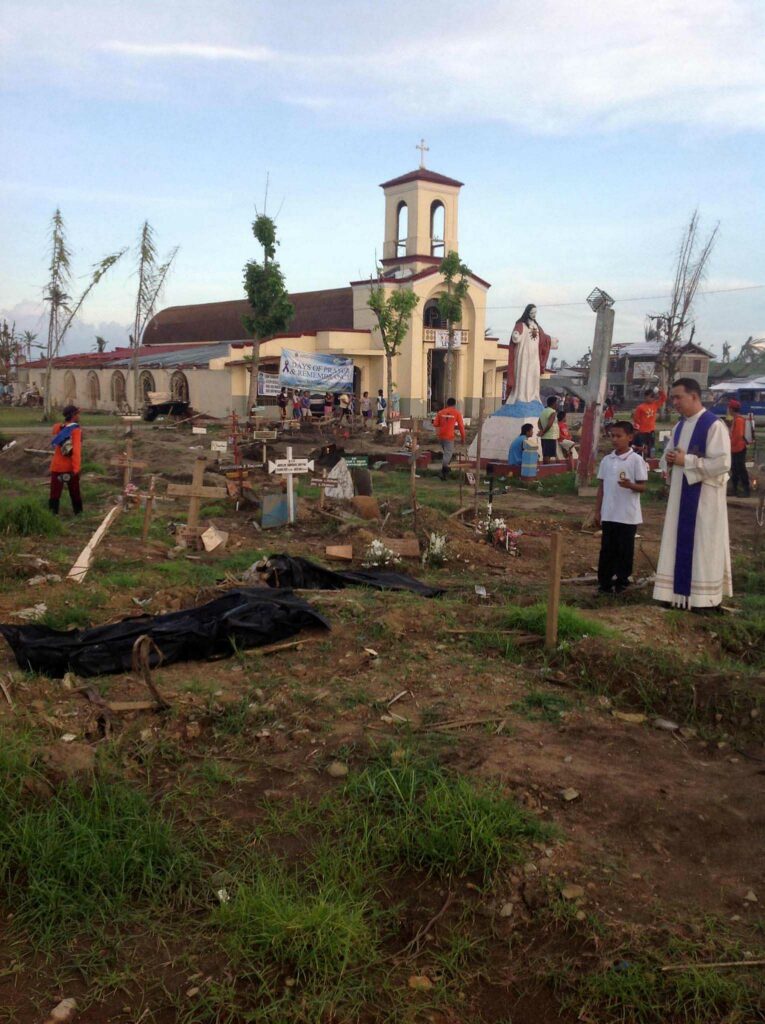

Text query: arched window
(86, 371), (100, 408)
(396, 201), (408, 257)
(430, 201), (445, 256)
(110, 370), (127, 408)
(423, 299), (446, 329)
(63, 370), (77, 404)
(170, 370), (189, 402)
(139, 370), (156, 404)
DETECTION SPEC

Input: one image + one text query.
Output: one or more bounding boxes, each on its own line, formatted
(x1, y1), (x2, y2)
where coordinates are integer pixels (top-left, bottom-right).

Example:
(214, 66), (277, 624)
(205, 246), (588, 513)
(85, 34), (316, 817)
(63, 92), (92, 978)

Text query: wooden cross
(110, 436), (147, 490)
(167, 456), (227, 546)
(416, 138), (429, 169)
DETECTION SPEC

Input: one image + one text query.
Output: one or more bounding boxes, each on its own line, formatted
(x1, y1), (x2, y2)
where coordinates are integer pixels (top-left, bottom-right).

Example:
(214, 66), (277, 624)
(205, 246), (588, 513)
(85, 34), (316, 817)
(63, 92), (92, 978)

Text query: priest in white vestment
(653, 378), (732, 609)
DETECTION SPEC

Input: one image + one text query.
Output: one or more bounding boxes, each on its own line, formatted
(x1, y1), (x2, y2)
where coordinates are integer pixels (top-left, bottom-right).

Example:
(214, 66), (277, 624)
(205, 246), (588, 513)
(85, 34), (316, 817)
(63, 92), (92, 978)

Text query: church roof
(379, 168), (464, 189)
(143, 287), (355, 345)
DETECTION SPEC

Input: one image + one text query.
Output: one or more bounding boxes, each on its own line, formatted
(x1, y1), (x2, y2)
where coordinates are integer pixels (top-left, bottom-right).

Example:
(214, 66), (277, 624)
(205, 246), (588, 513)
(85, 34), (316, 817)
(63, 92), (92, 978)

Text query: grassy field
(0, 407), (124, 429)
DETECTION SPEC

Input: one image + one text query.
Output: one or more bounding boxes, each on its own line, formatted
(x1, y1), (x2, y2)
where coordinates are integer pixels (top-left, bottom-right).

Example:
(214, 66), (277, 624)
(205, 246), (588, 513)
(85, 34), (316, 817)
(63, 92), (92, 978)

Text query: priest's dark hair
(519, 303), (537, 325)
(672, 377), (701, 397)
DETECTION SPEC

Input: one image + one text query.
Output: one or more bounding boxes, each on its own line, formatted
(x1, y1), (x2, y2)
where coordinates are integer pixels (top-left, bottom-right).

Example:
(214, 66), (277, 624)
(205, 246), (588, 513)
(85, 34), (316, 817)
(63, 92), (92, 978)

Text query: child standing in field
(594, 420), (647, 594)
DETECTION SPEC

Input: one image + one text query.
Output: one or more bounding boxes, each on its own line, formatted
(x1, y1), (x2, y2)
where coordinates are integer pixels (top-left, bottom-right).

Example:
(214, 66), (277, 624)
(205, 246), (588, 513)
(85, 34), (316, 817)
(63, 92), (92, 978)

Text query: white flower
(362, 540), (401, 567)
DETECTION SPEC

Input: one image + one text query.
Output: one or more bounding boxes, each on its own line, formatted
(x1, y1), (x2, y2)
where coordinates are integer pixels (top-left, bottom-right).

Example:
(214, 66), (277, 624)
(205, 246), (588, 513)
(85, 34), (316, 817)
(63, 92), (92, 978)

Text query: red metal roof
(379, 168), (464, 189)
(24, 343), (198, 370)
(143, 287), (355, 346)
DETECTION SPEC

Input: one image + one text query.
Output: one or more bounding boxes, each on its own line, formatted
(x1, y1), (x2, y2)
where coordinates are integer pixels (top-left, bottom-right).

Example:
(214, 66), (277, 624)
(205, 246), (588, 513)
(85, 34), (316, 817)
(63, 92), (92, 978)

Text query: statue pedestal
(469, 399), (544, 463)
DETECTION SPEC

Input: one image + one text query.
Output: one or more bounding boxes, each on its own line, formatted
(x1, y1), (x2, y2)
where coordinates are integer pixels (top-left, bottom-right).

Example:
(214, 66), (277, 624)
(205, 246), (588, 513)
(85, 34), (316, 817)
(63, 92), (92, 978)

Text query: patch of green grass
(504, 602), (610, 641)
(465, 630), (520, 659)
(211, 698), (252, 736)
(514, 688), (571, 722)
(567, 959), (763, 1024)
(0, 739), (199, 945)
(343, 757), (554, 881)
(80, 460), (107, 475)
(38, 588), (106, 630)
(215, 860), (378, 984)
(0, 497), (62, 537)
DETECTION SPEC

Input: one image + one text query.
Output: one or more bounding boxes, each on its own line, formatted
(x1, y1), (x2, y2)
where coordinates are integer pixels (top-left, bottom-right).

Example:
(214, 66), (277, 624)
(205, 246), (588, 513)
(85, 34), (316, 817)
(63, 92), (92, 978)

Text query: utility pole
(577, 289), (615, 490)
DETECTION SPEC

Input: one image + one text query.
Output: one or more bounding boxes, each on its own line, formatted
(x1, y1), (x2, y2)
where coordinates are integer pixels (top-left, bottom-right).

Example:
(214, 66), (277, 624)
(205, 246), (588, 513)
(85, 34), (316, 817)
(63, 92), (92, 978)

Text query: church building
(22, 164), (507, 418)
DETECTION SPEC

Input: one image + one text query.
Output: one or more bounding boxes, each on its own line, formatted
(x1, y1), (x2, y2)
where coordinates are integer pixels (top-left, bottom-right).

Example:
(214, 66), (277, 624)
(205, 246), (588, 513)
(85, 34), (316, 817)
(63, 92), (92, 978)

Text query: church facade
(22, 166), (507, 418)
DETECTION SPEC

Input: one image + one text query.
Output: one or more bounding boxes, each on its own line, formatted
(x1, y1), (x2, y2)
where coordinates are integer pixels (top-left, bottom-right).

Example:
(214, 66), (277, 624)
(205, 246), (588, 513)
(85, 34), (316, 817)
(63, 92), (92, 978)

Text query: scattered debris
(67, 505), (122, 582)
(407, 975), (433, 992)
(14, 603), (47, 622)
(560, 788), (581, 802)
(201, 524), (229, 552)
(652, 717), (680, 732)
(27, 574), (62, 586)
(613, 711), (647, 724)
(43, 997), (78, 1024)
(325, 544), (353, 561)
(560, 884), (585, 901)
(325, 761), (349, 779)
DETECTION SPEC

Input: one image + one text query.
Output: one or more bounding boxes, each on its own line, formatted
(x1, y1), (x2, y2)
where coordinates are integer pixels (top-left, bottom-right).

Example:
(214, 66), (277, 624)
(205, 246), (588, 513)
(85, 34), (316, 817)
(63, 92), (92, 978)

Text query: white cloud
(2, 0), (764, 133)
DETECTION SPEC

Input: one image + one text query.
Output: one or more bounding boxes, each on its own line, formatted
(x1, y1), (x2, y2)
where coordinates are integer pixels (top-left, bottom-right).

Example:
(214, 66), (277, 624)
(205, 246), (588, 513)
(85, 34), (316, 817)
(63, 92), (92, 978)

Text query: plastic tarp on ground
(256, 554), (445, 597)
(0, 588), (330, 679)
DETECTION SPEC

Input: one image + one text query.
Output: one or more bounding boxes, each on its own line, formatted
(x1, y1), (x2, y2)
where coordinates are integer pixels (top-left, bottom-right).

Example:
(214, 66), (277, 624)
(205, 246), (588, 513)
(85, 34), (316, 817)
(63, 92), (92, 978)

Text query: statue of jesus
(506, 304), (554, 405)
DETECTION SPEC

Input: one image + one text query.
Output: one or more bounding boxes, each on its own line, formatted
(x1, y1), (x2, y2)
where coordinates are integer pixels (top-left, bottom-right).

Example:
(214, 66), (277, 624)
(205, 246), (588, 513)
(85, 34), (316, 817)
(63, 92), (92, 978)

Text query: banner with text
(278, 349), (354, 393)
(258, 372), (281, 396)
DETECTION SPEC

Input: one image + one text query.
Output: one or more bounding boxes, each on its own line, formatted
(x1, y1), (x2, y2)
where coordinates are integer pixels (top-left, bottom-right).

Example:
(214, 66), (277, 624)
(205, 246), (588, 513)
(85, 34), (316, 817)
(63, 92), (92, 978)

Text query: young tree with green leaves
(130, 222), (179, 409)
(436, 251), (471, 397)
(242, 215), (294, 414)
(0, 320), (21, 379)
(367, 279), (420, 432)
(42, 209), (126, 419)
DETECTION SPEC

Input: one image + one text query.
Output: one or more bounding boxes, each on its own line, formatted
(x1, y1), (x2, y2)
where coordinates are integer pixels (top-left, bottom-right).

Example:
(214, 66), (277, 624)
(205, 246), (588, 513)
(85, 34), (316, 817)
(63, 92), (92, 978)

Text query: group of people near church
(595, 378), (749, 611)
(274, 387), (396, 429)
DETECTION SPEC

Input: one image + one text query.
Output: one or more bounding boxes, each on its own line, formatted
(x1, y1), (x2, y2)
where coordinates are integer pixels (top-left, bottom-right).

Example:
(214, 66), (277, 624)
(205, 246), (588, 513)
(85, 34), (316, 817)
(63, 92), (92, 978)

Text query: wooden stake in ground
(141, 474), (157, 546)
(110, 436), (147, 491)
(474, 398), (485, 526)
(67, 505), (122, 582)
(167, 456), (227, 547)
(545, 531), (564, 650)
(409, 419), (420, 531)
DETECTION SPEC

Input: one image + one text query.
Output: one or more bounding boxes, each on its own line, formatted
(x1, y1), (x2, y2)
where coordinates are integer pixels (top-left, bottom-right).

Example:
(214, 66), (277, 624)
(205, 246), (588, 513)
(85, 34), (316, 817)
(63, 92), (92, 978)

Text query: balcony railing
(423, 328), (469, 348)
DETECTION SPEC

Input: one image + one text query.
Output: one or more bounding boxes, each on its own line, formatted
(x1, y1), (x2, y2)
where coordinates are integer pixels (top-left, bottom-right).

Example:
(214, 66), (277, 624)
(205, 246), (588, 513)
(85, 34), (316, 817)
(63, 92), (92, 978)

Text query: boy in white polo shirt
(595, 420), (648, 594)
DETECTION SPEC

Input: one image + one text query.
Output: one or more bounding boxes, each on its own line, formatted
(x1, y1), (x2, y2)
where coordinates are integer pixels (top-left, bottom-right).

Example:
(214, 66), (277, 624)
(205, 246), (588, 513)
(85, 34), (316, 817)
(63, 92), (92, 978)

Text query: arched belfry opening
(396, 201), (408, 257)
(430, 201), (445, 256)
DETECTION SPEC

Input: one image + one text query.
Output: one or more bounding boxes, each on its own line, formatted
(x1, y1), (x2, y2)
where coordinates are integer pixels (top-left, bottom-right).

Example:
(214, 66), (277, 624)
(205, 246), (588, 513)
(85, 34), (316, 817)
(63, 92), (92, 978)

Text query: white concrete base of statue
(468, 399), (544, 463)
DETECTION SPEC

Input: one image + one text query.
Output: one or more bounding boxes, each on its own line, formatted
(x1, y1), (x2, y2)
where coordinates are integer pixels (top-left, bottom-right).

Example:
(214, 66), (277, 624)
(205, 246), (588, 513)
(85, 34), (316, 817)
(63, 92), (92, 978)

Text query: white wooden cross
(416, 138), (429, 169)
(267, 446), (314, 525)
(167, 455), (228, 547)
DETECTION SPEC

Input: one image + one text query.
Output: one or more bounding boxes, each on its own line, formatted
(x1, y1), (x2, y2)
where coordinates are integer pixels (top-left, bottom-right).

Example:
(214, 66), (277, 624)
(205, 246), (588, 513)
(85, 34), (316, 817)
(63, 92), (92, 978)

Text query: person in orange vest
(433, 397), (466, 480)
(49, 404), (83, 515)
(727, 398), (751, 497)
(632, 386), (666, 456)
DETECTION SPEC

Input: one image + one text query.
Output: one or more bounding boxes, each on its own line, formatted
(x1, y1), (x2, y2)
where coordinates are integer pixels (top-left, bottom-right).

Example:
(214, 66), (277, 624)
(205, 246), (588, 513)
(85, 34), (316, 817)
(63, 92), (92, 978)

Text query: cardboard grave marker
(110, 437), (147, 491)
(167, 456), (228, 547)
(326, 544), (353, 561)
(267, 447), (314, 524)
(210, 440), (229, 454)
(380, 537), (420, 559)
(261, 492), (290, 529)
(192, 426), (208, 435)
(253, 428), (278, 466)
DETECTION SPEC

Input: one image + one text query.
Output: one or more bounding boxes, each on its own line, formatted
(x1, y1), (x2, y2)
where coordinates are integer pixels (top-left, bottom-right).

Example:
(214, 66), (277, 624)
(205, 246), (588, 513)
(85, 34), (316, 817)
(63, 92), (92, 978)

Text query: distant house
(607, 340), (714, 402)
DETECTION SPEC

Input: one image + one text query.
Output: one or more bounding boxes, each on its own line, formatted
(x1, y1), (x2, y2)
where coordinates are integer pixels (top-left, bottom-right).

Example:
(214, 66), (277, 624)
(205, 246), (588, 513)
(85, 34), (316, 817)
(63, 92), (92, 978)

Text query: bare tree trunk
(246, 339), (260, 416)
(386, 350), (393, 437)
(445, 322), (454, 398)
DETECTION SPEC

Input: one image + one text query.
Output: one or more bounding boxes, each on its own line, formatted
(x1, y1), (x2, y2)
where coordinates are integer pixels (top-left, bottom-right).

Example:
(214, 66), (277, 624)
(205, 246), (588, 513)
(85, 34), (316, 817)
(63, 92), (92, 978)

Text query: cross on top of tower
(416, 138), (429, 169)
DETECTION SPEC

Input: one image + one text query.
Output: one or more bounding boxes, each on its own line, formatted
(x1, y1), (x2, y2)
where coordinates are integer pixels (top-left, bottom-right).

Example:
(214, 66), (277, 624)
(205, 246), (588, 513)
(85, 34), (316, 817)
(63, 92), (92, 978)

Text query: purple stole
(672, 410), (717, 598)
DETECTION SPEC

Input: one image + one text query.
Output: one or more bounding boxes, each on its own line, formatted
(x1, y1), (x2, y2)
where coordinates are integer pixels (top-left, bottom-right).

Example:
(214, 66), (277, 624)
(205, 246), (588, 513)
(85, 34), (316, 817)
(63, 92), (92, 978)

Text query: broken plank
(244, 636), (323, 657)
(67, 505), (122, 583)
(325, 544), (354, 561)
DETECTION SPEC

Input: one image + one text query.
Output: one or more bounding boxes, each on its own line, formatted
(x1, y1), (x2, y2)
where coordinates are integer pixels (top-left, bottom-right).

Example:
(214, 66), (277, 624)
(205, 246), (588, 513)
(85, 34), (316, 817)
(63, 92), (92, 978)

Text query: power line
(484, 283), (765, 311)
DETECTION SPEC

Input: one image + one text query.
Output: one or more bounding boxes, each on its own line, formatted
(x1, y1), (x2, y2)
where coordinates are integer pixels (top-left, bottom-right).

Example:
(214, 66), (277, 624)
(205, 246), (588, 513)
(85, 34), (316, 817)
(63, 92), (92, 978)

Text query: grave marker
(267, 447), (313, 524)
(167, 456), (228, 547)
(110, 437), (147, 491)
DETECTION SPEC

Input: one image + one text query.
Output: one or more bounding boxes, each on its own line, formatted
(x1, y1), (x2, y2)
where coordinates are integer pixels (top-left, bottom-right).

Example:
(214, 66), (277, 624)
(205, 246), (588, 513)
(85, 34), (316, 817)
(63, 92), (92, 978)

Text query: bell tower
(380, 160), (463, 276)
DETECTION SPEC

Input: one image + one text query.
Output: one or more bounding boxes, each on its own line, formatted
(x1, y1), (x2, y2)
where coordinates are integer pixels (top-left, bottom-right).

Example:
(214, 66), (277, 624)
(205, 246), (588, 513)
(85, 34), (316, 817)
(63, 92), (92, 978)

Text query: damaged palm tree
(130, 222), (179, 411)
(42, 209), (126, 420)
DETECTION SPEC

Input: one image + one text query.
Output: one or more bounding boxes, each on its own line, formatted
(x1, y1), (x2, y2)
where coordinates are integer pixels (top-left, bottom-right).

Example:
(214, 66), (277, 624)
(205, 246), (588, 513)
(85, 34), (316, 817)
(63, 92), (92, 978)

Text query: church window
(170, 370), (190, 403)
(423, 299), (447, 329)
(86, 371), (100, 407)
(63, 370), (77, 404)
(110, 370), (127, 408)
(139, 370), (155, 403)
(396, 201), (408, 256)
(430, 201), (445, 256)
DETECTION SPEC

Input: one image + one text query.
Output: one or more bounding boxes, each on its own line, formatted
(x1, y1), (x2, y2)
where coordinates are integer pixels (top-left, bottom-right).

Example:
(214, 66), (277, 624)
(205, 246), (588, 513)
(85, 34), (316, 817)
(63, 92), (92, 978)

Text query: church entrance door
(429, 349), (446, 412)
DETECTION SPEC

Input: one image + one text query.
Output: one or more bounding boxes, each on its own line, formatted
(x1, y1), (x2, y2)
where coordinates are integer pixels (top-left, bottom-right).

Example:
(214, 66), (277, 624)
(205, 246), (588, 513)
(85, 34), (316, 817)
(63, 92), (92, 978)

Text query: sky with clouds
(1, 0), (764, 365)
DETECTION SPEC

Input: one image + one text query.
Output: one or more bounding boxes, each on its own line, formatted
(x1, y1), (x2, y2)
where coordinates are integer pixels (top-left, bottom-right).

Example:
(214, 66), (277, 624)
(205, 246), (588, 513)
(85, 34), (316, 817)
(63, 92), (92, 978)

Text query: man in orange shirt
(632, 387), (666, 456)
(433, 397), (466, 480)
(727, 398), (751, 497)
(49, 404), (83, 515)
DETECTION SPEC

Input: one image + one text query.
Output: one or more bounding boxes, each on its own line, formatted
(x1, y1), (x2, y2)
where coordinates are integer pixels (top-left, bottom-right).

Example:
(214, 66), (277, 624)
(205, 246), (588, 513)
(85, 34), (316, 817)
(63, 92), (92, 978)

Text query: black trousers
(598, 521), (637, 590)
(730, 450), (750, 495)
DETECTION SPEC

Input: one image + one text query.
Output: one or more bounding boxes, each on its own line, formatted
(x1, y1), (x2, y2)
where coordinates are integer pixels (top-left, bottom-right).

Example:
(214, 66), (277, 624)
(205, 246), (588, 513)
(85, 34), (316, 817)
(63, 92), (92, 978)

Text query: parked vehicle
(708, 378), (765, 424)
